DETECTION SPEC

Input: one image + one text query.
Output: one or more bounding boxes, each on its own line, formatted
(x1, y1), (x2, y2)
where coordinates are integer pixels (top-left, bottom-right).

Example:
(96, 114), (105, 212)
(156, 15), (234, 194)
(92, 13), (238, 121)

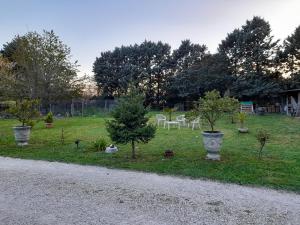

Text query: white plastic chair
(189, 117), (200, 130)
(176, 115), (186, 127)
(156, 114), (167, 126)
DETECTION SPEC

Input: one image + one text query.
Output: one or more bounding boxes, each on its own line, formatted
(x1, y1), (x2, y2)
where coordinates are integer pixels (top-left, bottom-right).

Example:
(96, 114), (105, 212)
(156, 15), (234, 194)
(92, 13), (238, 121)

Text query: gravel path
(0, 157), (299, 225)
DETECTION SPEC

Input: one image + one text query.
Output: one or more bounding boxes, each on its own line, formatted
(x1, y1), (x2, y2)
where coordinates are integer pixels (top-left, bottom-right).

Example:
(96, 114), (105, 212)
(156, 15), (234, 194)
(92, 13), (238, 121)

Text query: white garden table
(164, 121), (180, 130)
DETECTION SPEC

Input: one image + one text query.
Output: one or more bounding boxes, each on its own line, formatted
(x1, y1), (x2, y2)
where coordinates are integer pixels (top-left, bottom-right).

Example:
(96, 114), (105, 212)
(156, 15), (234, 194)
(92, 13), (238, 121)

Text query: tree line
(1, 16), (300, 109)
(93, 16), (300, 107)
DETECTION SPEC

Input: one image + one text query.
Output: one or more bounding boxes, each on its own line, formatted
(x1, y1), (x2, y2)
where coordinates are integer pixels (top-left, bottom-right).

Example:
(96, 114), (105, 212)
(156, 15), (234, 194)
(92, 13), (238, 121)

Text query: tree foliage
(8, 99), (40, 126)
(106, 91), (156, 159)
(1, 30), (83, 107)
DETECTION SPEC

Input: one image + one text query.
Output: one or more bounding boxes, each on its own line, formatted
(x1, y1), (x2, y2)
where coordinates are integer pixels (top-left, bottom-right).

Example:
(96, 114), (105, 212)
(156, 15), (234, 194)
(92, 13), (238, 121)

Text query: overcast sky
(1, 0), (300, 76)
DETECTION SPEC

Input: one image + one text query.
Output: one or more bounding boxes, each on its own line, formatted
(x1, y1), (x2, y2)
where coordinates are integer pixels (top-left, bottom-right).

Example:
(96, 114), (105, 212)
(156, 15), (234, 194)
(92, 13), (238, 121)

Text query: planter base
(206, 153), (220, 161)
(45, 123), (53, 128)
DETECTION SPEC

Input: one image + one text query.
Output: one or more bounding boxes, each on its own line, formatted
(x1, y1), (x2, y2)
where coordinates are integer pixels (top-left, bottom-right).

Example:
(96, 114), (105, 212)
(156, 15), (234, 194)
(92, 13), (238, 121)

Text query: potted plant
(163, 107), (177, 121)
(8, 99), (40, 146)
(44, 112), (54, 128)
(194, 90), (231, 160)
(237, 112), (248, 133)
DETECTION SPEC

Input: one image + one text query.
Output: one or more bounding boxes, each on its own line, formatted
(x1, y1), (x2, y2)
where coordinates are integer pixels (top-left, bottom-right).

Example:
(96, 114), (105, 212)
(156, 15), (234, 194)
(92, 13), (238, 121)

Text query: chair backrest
(193, 117), (200, 123)
(156, 114), (166, 120)
(176, 115), (185, 121)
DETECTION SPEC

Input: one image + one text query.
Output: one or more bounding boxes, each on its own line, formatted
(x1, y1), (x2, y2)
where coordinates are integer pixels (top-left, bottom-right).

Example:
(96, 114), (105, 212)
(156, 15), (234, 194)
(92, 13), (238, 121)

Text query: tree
(106, 91), (156, 159)
(0, 54), (15, 100)
(193, 90), (227, 132)
(218, 16), (281, 99)
(93, 41), (171, 107)
(1, 30), (83, 107)
(280, 25), (300, 75)
(167, 40), (208, 103)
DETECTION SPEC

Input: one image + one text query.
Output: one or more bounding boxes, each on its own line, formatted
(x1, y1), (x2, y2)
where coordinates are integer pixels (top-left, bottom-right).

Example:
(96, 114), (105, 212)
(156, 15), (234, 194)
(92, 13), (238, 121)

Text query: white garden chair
(176, 115), (186, 127)
(156, 114), (167, 126)
(189, 117), (200, 130)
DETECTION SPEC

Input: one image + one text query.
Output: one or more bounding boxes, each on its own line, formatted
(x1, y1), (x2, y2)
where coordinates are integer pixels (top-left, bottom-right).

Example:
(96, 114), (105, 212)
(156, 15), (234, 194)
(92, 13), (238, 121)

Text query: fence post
(71, 100), (74, 117)
(81, 100), (84, 117)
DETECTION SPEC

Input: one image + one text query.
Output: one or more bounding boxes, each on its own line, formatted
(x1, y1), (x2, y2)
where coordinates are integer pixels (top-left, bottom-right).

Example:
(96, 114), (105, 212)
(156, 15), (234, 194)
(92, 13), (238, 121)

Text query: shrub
(93, 137), (108, 151)
(7, 99), (40, 126)
(256, 129), (270, 158)
(237, 112), (246, 128)
(106, 90), (156, 159)
(194, 90), (226, 132)
(44, 112), (54, 123)
(223, 96), (240, 123)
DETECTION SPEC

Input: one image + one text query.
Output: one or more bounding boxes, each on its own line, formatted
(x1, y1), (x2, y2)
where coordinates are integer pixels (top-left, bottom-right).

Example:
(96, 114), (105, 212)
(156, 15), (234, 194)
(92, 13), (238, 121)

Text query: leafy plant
(256, 129), (270, 158)
(163, 107), (177, 121)
(93, 137), (108, 151)
(194, 90), (228, 132)
(106, 91), (156, 159)
(185, 110), (198, 123)
(237, 112), (246, 128)
(7, 99), (40, 126)
(44, 112), (54, 123)
(223, 96), (240, 123)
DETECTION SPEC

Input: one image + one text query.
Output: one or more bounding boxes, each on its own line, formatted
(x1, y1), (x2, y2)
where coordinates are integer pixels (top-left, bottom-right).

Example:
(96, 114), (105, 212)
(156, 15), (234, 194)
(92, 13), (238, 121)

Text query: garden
(0, 93), (300, 192)
(1, 16), (300, 194)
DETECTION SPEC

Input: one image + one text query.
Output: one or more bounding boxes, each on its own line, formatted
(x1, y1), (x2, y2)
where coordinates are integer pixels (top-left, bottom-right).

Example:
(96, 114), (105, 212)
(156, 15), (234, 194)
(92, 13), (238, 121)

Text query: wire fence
(41, 99), (118, 117)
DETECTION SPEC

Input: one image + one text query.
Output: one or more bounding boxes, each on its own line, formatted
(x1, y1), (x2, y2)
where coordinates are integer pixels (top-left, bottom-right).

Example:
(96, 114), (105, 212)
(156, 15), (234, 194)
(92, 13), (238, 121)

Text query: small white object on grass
(105, 144), (118, 153)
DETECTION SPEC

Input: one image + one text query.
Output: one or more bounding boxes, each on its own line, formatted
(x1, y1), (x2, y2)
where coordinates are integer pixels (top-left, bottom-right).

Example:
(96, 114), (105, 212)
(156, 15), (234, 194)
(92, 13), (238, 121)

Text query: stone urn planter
(238, 127), (249, 133)
(45, 123), (53, 128)
(44, 112), (54, 128)
(13, 126), (31, 146)
(202, 131), (224, 160)
(105, 144), (118, 153)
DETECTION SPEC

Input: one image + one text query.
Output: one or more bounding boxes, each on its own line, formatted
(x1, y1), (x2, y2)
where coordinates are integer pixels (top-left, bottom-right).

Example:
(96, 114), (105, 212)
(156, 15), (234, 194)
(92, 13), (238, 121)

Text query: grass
(0, 113), (300, 192)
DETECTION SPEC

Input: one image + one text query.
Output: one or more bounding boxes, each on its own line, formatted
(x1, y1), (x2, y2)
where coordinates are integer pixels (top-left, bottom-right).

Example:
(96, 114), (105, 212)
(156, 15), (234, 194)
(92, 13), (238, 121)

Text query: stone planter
(45, 123), (53, 128)
(105, 145), (118, 153)
(238, 127), (249, 133)
(13, 126), (31, 146)
(202, 131), (224, 160)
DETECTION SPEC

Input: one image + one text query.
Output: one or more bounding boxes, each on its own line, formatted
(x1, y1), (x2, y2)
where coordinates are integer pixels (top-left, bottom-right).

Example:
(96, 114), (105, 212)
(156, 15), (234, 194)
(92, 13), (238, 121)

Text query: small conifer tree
(106, 91), (156, 159)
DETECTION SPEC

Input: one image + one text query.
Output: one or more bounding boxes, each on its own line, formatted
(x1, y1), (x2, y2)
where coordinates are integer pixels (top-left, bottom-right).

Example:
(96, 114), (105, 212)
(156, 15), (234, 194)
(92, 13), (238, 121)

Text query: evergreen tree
(106, 91), (156, 159)
(218, 16), (281, 99)
(277, 25), (300, 89)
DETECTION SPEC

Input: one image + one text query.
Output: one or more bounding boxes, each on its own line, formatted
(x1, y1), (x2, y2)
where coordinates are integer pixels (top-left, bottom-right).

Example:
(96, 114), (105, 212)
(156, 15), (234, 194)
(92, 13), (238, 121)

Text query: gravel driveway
(0, 157), (299, 225)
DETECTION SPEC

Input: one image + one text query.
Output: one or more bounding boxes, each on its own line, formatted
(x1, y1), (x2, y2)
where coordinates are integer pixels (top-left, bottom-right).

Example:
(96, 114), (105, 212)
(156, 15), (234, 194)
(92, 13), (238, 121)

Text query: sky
(1, 0), (300, 76)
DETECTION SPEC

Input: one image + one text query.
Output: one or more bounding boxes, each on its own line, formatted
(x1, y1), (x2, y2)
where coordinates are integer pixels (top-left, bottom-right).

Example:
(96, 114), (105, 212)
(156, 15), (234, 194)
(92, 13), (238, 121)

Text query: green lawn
(0, 113), (300, 192)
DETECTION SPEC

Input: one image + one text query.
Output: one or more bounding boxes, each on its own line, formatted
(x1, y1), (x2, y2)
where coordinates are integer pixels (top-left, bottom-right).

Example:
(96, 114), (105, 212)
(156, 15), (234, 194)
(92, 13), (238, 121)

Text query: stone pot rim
(13, 126), (31, 129)
(202, 131), (223, 134)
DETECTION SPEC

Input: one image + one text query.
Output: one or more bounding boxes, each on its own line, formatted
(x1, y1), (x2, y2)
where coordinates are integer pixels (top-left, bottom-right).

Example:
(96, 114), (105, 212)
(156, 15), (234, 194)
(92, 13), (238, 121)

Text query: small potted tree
(237, 112), (248, 133)
(8, 99), (40, 146)
(194, 90), (230, 160)
(163, 107), (177, 121)
(44, 112), (54, 128)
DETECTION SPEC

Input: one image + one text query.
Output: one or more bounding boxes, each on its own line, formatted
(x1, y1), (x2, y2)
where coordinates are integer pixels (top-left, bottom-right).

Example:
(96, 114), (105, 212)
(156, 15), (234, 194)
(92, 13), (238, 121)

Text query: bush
(93, 137), (108, 151)
(44, 112), (54, 123)
(7, 99), (40, 126)
(237, 112), (246, 128)
(256, 129), (270, 158)
(194, 90), (228, 132)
